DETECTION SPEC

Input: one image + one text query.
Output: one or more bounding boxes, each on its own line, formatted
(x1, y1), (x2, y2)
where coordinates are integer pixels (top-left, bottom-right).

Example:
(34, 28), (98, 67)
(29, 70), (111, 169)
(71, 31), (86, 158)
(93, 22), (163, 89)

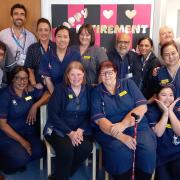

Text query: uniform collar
(52, 47), (71, 58)
(100, 79), (121, 96)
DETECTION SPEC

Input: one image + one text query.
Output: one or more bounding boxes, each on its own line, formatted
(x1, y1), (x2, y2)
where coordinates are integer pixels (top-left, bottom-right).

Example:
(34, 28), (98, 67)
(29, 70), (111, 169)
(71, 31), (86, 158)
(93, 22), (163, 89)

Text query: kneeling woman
(0, 66), (45, 173)
(146, 85), (180, 180)
(44, 61), (92, 180)
(91, 61), (156, 180)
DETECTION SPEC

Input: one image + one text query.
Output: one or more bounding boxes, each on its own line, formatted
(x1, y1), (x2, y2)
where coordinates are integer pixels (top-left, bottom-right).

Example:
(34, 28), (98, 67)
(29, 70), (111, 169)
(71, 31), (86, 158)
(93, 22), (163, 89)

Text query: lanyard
(11, 28), (26, 51)
(40, 44), (51, 55)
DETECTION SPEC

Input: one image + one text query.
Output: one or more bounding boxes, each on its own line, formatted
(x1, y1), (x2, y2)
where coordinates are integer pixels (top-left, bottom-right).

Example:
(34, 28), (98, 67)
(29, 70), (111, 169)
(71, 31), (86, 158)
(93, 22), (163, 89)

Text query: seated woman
(39, 25), (81, 94)
(0, 41), (7, 88)
(44, 61), (93, 180)
(146, 84), (180, 180)
(0, 66), (45, 174)
(91, 61), (156, 180)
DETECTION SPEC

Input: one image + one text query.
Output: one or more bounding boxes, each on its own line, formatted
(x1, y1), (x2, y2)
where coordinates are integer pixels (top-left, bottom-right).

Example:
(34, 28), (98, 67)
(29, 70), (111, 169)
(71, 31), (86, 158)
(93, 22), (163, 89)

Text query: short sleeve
(126, 79), (147, 106)
(0, 88), (10, 119)
(39, 54), (51, 77)
(91, 87), (106, 124)
(31, 88), (43, 101)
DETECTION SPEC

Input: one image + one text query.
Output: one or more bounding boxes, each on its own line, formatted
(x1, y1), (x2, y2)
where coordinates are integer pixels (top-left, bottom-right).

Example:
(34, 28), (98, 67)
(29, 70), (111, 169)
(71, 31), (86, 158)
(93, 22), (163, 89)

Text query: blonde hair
(64, 61), (86, 86)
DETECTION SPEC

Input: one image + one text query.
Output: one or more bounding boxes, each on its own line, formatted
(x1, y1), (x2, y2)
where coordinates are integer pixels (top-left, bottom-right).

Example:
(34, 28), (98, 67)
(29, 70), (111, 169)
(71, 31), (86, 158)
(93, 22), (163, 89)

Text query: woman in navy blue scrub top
(0, 66), (45, 174)
(39, 25), (81, 94)
(134, 37), (160, 99)
(25, 18), (55, 87)
(153, 41), (180, 100)
(44, 61), (92, 180)
(71, 24), (108, 85)
(146, 85), (180, 180)
(91, 61), (156, 180)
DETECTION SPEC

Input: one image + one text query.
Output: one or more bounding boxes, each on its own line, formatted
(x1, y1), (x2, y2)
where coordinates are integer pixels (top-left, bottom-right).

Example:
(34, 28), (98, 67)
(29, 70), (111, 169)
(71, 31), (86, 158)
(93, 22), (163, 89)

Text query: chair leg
(40, 157), (43, 170)
(105, 171), (109, 180)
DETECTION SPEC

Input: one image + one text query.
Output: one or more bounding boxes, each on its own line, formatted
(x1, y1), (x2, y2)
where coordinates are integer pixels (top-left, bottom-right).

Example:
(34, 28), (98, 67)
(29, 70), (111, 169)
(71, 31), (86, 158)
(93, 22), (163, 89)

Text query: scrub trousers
(46, 131), (93, 180)
(0, 132), (45, 173)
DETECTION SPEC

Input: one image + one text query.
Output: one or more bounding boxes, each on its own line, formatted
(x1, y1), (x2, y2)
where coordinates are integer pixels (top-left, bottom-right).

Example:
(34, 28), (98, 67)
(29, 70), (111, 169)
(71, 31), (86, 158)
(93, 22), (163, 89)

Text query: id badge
(17, 53), (26, 66)
(125, 73), (133, 79)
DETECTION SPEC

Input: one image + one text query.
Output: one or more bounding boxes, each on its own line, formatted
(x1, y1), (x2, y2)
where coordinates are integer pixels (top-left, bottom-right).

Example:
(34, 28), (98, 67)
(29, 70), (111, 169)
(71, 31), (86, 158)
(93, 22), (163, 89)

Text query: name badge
(17, 53), (26, 66)
(161, 79), (169, 84)
(25, 96), (32, 101)
(83, 56), (91, 60)
(119, 90), (127, 97)
(68, 94), (73, 99)
(166, 124), (172, 128)
(125, 73), (133, 79)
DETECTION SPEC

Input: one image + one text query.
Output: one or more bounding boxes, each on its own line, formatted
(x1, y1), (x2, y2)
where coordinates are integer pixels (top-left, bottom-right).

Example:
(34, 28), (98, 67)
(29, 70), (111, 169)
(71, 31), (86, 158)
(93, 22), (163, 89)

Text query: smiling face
(100, 67), (117, 87)
(79, 28), (91, 47)
(67, 68), (84, 88)
(116, 33), (131, 56)
(55, 29), (70, 50)
(162, 44), (179, 67)
(11, 8), (26, 28)
(159, 27), (174, 45)
(37, 22), (51, 42)
(12, 71), (29, 91)
(138, 39), (153, 58)
(158, 87), (174, 107)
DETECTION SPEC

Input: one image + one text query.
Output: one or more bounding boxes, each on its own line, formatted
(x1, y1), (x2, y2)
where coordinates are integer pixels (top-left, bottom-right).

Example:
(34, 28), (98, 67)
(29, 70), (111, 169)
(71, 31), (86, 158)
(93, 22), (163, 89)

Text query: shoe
(48, 174), (56, 180)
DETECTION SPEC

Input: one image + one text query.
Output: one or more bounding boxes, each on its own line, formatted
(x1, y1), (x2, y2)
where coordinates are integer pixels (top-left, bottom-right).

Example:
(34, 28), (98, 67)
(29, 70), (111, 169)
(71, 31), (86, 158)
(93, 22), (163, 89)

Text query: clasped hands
(68, 128), (84, 147)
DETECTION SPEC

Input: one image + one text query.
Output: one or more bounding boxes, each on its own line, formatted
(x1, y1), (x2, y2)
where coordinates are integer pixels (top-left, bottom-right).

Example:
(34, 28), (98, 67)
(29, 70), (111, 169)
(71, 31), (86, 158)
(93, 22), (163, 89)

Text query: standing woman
(71, 24), (108, 85)
(146, 85), (180, 180)
(44, 61), (92, 180)
(134, 37), (160, 99)
(0, 66), (45, 174)
(39, 25), (81, 94)
(25, 18), (55, 87)
(153, 41), (180, 99)
(91, 61), (156, 180)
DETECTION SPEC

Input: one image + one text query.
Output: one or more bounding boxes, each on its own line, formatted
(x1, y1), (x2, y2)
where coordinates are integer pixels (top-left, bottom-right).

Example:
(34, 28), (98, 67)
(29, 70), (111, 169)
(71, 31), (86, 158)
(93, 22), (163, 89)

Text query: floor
(1, 158), (106, 180)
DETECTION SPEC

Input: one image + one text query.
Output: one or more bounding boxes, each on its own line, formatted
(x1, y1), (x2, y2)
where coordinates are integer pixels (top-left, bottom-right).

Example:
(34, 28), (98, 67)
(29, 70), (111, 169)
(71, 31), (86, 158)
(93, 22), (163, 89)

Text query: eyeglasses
(100, 70), (114, 76)
(117, 41), (130, 45)
(14, 76), (29, 82)
(79, 33), (91, 38)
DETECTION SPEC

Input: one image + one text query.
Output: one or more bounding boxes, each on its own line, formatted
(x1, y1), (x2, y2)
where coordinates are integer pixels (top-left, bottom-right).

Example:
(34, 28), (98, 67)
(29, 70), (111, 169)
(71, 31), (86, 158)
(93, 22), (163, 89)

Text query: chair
(40, 105), (97, 180)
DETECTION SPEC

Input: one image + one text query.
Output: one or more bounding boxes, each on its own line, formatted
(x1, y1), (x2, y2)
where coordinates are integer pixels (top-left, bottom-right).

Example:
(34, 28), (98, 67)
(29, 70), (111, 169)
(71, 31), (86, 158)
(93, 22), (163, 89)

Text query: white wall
(166, 0), (180, 38)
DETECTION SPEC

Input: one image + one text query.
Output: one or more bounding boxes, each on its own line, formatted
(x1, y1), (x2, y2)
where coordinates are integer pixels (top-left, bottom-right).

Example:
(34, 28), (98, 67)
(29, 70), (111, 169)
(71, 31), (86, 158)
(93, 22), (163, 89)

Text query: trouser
(0, 132), (45, 173)
(46, 131), (93, 180)
(155, 158), (180, 180)
(112, 168), (152, 180)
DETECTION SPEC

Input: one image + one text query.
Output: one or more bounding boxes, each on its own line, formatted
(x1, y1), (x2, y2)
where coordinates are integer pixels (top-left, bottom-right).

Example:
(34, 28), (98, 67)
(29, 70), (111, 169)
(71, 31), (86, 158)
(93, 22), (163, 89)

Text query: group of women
(0, 17), (179, 180)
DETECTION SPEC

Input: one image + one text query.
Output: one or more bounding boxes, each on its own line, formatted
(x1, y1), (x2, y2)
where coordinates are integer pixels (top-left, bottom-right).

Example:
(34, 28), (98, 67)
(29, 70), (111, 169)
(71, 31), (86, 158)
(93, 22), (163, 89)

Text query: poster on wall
(42, 0), (154, 51)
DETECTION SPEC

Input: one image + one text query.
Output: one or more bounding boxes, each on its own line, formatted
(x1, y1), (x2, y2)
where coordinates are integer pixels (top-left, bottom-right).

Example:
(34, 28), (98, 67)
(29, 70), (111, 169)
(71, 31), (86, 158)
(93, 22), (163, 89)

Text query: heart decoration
(103, 10), (114, 19)
(125, 10), (136, 19)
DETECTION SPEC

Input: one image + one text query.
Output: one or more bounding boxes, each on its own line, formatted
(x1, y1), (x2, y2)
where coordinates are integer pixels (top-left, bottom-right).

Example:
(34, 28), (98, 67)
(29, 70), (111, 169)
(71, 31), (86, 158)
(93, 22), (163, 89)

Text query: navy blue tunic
(44, 84), (92, 137)
(39, 48), (81, 86)
(153, 66), (180, 98)
(0, 86), (43, 140)
(91, 79), (156, 174)
(146, 104), (180, 167)
(25, 40), (56, 83)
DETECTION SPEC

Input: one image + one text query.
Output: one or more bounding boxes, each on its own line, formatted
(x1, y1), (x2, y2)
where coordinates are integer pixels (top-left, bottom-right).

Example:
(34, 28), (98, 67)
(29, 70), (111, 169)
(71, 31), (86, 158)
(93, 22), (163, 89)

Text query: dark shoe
(48, 174), (56, 180)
